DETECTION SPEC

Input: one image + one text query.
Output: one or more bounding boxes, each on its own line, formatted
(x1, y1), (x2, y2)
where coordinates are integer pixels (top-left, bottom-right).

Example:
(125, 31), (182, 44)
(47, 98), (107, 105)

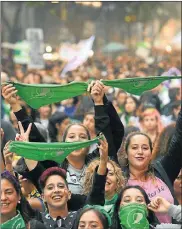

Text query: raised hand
(16, 121), (32, 142)
(18, 175), (33, 197)
(90, 80), (105, 105)
(3, 141), (14, 165)
(148, 196), (171, 213)
(1, 83), (22, 112)
(97, 134), (108, 175)
(1, 84), (18, 105)
(98, 135), (108, 163)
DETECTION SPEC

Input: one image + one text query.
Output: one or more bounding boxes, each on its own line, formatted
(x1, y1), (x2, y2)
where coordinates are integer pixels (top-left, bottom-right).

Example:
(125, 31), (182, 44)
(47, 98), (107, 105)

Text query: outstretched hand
(148, 196), (171, 213)
(16, 121), (32, 142)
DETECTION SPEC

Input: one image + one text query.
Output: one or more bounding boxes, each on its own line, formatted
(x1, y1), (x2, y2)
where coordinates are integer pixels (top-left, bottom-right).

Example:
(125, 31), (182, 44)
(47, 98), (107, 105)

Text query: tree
(1, 2), (23, 42)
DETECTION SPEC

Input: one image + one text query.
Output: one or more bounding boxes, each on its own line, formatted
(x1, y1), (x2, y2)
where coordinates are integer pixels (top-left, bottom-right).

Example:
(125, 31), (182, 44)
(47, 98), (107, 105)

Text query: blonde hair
(82, 158), (126, 195)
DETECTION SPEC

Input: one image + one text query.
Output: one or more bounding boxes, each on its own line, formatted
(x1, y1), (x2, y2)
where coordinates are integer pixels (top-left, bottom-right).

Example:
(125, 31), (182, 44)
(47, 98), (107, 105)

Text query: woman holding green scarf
(1, 170), (43, 229)
(1, 82), (124, 196)
(83, 158), (125, 218)
(111, 185), (159, 229)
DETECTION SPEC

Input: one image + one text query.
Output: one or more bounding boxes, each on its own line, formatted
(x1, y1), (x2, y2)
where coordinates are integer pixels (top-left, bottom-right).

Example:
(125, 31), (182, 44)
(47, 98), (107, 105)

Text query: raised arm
(1, 84), (46, 142)
(104, 96), (124, 154)
(160, 104), (182, 184)
(86, 136), (108, 206)
(90, 81), (117, 162)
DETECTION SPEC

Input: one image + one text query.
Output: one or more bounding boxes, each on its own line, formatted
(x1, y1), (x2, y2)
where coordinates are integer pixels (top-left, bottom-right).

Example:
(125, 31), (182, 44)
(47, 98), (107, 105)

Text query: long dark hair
(111, 186), (159, 229)
(1, 171), (36, 224)
(73, 207), (110, 229)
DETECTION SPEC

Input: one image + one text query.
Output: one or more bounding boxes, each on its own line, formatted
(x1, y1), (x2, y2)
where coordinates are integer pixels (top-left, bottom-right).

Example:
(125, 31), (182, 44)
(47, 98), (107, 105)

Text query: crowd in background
(1, 51), (182, 229)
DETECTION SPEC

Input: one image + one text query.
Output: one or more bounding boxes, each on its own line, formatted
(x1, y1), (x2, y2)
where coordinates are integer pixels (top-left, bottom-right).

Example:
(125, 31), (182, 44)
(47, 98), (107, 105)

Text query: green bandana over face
(1, 211), (26, 229)
(5, 76), (181, 109)
(9, 136), (102, 163)
(119, 203), (149, 229)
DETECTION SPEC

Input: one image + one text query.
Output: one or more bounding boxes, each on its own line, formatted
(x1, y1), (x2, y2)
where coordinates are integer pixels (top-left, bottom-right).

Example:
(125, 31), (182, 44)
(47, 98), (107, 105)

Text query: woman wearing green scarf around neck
(111, 185), (159, 229)
(83, 158), (125, 218)
(1, 171), (37, 229)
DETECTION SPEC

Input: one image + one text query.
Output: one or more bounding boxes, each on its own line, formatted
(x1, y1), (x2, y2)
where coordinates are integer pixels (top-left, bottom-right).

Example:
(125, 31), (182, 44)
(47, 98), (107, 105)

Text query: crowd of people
(1, 52), (182, 229)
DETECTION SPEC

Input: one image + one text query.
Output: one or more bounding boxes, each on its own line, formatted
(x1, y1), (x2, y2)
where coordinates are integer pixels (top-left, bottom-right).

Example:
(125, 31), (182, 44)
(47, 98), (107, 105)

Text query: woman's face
(120, 188), (146, 207)
(125, 97), (137, 113)
(83, 114), (95, 133)
(117, 92), (127, 106)
(1, 179), (20, 216)
(65, 125), (89, 158)
(39, 106), (51, 119)
(127, 135), (152, 170)
(143, 115), (158, 131)
(105, 163), (117, 197)
(43, 175), (71, 210)
(78, 210), (104, 229)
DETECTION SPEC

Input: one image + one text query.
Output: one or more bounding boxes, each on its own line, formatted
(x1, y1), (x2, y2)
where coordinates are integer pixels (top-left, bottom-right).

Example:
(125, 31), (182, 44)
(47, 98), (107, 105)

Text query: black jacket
(14, 97), (124, 188)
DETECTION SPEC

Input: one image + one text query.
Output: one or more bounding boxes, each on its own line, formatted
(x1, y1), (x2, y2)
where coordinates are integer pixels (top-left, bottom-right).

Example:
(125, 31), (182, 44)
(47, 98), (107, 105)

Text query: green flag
(13, 81), (88, 109)
(9, 136), (102, 163)
(6, 76), (182, 109)
(102, 76), (182, 95)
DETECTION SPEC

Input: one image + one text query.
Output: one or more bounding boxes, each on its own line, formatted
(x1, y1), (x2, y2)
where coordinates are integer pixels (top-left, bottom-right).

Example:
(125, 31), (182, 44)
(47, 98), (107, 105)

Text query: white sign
(26, 28), (44, 69)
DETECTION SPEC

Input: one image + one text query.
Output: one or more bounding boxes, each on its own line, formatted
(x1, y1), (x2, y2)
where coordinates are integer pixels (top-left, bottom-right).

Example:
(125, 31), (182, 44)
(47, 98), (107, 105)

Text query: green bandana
(104, 193), (118, 218)
(9, 136), (102, 163)
(1, 211), (26, 229)
(4, 76), (181, 109)
(84, 204), (112, 226)
(119, 203), (149, 229)
(102, 76), (181, 96)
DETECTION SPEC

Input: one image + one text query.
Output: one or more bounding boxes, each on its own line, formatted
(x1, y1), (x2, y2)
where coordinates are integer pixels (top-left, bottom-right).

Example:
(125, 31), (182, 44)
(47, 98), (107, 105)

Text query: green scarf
(104, 193), (118, 218)
(1, 211), (26, 229)
(9, 136), (102, 163)
(119, 203), (149, 229)
(5, 76), (181, 109)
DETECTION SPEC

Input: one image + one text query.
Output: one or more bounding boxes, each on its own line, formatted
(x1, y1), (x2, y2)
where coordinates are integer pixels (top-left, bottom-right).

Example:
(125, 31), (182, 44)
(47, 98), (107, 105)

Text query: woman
(140, 108), (163, 146)
(1, 171), (39, 229)
(120, 95), (139, 127)
(2, 82), (124, 195)
(111, 186), (159, 229)
(118, 104), (182, 223)
(83, 158), (125, 217)
(73, 205), (111, 229)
